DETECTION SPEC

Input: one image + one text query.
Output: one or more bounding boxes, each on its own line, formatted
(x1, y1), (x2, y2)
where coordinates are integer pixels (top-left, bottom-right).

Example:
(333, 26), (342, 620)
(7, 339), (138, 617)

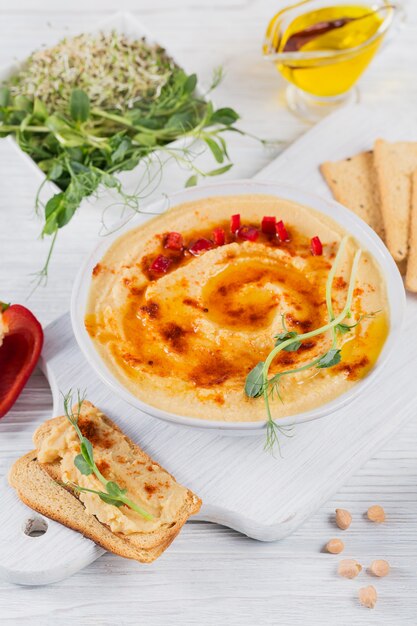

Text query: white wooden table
(1, 1), (417, 624)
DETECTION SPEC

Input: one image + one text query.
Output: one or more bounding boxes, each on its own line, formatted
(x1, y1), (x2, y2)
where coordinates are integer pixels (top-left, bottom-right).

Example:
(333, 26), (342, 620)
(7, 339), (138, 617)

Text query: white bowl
(71, 179), (406, 435)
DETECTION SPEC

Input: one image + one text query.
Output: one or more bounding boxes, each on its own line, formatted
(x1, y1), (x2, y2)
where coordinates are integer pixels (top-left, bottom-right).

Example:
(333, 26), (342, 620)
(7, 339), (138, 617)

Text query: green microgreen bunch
(0, 32), (263, 286)
(245, 236), (376, 454)
(62, 389), (153, 521)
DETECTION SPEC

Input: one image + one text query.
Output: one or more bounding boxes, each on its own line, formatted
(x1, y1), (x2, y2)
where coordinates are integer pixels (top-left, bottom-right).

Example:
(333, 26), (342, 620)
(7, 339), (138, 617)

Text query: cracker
(405, 169), (417, 292)
(374, 139), (417, 262)
(320, 151), (384, 238)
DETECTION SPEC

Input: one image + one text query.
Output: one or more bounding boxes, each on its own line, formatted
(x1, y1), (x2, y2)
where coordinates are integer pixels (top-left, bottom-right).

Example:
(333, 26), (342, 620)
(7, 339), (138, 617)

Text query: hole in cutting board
(23, 516), (48, 537)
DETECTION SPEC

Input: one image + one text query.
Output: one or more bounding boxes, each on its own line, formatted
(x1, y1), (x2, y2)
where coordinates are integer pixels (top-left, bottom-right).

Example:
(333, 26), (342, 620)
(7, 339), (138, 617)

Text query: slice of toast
(9, 452), (176, 563)
(373, 139), (417, 262)
(405, 170), (417, 292)
(320, 151), (384, 239)
(9, 401), (201, 562)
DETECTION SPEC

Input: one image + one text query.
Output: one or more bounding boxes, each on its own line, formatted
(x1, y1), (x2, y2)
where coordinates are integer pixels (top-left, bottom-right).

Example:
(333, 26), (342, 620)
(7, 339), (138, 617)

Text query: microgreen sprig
(62, 390), (153, 521)
(245, 236), (368, 453)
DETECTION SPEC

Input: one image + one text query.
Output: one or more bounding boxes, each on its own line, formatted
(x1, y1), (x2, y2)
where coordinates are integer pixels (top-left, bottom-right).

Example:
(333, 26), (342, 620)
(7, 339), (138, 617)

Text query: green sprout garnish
(0, 32), (274, 287)
(62, 390), (153, 521)
(245, 236), (379, 454)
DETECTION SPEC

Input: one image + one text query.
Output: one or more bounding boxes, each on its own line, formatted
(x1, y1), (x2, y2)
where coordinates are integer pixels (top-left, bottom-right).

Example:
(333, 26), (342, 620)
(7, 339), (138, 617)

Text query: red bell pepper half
(0, 303), (44, 418)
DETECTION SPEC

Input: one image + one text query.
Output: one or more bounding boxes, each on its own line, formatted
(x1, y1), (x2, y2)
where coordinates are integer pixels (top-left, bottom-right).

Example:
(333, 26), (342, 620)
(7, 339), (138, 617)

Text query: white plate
(71, 179), (405, 433)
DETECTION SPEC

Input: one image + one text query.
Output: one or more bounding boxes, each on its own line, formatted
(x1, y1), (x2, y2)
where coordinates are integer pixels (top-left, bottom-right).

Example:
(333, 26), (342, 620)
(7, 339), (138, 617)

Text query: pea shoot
(0, 32), (256, 285)
(62, 390), (153, 521)
(245, 236), (380, 454)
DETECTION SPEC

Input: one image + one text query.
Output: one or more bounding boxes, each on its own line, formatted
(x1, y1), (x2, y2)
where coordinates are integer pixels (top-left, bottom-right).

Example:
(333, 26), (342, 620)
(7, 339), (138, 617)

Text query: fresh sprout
(245, 236), (379, 454)
(7, 32), (177, 112)
(0, 32), (258, 285)
(62, 389), (153, 521)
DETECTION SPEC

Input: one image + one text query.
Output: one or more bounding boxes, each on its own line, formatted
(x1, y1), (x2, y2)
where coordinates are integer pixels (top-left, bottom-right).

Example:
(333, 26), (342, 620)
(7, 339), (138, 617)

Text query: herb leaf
(106, 481), (127, 497)
(210, 107), (239, 126)
(185, 174), (198, 187)
(245, 362), (265, 398)
(0, 87), (10, 107)
(274, 331), (302, 352)
(70, 89), (90, 123)
(74, 453), (93, 476)
(98, 493), (125, 507)
(335, 323), (352, 334)
(80, 438), (94, 466)
(316, 348), (341, 369)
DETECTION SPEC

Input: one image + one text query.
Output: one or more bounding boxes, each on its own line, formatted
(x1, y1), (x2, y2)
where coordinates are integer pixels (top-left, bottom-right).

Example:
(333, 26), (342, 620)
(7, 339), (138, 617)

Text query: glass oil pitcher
(263, 0), (400, 122)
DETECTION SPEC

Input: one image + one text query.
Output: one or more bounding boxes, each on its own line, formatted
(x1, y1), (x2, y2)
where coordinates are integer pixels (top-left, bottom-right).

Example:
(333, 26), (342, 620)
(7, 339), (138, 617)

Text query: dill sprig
(62, 389), (153, 521)
(245, 236), (374, 453)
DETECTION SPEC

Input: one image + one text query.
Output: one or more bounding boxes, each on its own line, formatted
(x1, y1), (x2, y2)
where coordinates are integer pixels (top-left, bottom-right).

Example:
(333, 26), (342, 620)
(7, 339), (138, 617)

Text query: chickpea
(367, 505), (385, 523)
(338, 559), (362, 579)
(359, 585), (377, 609)
(335, 508), (352, 530)
(326, 538), (344, 554)
(369, 559), (390, 577)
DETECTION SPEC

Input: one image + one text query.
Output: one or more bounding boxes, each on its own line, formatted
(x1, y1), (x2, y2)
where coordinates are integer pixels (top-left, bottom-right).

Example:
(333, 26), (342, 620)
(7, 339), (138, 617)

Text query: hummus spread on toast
(36, 406), (190, 534)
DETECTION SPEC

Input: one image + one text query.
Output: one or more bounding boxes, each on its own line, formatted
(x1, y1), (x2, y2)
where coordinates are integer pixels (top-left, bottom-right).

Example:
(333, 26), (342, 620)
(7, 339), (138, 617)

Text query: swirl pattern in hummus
(85, 194), (389, 422)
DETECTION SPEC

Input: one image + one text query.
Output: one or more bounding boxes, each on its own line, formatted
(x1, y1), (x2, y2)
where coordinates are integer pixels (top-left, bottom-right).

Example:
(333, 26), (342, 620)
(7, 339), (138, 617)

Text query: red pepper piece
(164, 232), (183, 251)
(276, 220), (290, 242)
(310, 236), (323, 256)
(213, 227), (226, 246)
(150, 254), (172, 273)
(238, 225), (259, 242)
(230, 214), (241, 233)
(188, 238), (214, 256)
(0, 304), (44, 418)
(261, 216), (276, 235)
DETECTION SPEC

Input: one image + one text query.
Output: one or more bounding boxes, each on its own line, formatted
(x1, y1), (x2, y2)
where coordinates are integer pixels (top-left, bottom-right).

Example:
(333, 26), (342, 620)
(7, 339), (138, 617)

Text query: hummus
(36, 406), (190, 534)
(85, 194), (389, 422)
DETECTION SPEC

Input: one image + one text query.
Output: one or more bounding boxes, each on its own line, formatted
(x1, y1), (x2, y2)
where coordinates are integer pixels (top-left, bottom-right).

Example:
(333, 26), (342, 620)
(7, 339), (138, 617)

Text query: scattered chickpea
(338, 559), (362, 579)
(359, 585), (378, 609)
(367, 505), (385, 523)
(326, 538), (344, 554)
(369, 559), (390, 577)
(335, 508), (352, 530)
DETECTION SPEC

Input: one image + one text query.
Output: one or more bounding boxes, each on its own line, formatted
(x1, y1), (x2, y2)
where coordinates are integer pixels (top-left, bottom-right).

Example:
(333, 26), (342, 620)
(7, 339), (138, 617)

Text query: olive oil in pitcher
(263, 1), (397, 120)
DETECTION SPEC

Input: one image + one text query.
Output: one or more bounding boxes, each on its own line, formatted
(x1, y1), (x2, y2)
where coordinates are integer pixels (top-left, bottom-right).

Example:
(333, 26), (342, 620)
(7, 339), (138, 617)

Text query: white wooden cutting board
(1, 103), (416, 585)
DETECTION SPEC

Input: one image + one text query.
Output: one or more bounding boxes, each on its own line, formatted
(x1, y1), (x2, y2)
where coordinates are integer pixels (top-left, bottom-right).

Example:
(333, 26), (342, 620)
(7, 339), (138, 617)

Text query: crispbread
(373, 139), (417, 262)
(9, 401), (201, 562)
(405, 170), (417, 292)
(320, 151), (384, 238)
